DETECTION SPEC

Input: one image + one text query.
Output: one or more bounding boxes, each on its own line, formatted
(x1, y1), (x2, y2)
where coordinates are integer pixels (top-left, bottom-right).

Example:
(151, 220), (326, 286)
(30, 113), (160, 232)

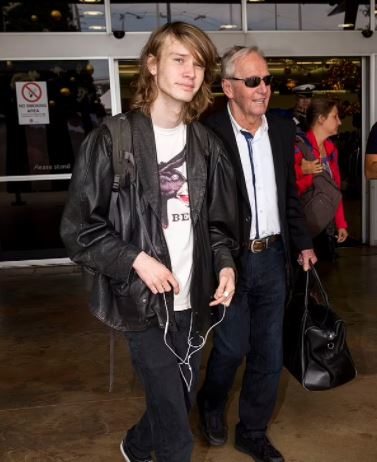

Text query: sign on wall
(15, 81), (50, 125)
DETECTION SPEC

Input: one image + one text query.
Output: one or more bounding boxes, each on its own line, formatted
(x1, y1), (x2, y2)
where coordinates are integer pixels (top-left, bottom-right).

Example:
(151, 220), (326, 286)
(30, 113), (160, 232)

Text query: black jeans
(124, 309), (201, 462)
(199, 240), (287, 437)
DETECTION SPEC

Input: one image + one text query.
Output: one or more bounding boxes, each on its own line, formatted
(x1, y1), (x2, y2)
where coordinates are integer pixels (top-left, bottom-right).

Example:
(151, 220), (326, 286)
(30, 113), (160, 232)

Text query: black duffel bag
(284, 266), (356, 391)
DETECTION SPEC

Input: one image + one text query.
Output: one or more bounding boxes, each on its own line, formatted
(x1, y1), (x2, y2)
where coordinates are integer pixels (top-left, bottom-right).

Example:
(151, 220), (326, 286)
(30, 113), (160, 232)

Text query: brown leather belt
(248, 234), (281, 253)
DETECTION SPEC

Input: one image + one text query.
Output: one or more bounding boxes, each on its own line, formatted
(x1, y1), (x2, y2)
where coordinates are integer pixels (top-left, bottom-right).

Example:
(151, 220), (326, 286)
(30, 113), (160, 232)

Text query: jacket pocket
(109, 277), (131, 297)
(111, 271), (152, 323)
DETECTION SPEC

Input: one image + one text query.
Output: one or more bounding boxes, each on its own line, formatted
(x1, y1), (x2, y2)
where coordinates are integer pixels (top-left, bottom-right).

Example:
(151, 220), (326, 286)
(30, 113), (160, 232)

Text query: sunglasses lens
(245, 77), (260, 88)
(245, 75), (273, 88)
(264, 75), (273, 85)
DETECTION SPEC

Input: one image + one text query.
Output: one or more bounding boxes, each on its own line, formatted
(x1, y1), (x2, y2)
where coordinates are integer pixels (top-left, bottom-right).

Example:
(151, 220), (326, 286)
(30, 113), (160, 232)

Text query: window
(0, 1), (106, 32)
(0, 59), (110, 261)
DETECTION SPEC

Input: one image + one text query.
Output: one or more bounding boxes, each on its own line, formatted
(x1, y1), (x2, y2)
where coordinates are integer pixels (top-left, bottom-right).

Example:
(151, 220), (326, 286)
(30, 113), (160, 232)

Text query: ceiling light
(337, 23), (354, 29)
(82, 11), (104, 16)
(219, 24), (238, 30)
(248, 0), (266, 3)
(89, 25), (106, 30)
(79, 0), (102, 3)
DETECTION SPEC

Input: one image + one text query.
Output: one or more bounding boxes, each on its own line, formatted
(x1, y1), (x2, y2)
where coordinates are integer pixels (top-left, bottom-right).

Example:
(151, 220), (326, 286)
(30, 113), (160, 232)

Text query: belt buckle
(250, 238), (266, 253)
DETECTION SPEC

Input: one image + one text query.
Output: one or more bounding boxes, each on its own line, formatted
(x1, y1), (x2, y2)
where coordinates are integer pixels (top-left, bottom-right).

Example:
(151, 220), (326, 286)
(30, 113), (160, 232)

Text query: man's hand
(209, 267), (235, 307)
(301, 159), (323, 175)
(297, 248), (318, 271)
(132, 251), (180, 295)
(336, 228), (348, 243)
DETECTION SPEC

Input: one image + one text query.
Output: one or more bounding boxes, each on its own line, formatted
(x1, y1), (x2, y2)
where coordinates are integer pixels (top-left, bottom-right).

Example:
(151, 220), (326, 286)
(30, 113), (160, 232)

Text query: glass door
(0, 59), (110, 262)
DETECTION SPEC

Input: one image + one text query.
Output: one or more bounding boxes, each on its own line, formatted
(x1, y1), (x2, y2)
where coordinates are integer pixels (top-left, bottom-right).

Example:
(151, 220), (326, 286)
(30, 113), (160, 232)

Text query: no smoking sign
(16, 81), (50, 125)
(21, 82), (43, 103)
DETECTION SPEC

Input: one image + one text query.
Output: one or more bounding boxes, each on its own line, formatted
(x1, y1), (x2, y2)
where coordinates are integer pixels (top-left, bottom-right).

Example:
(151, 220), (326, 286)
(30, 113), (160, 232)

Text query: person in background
(294, 97), (348, 260)
(269, 83), (314, 135)
(60, 22), (238, 462)
(291, 83), (315, 134)
(365, 121), (377, 179)
(197, 45), (316, 462)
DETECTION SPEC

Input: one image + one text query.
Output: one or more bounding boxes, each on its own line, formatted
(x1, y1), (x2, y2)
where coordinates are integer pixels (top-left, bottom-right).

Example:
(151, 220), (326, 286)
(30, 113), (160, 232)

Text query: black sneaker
(197, 395), (227, 446)
(120, 437), (153, 462)
(235, 433), (284, 462)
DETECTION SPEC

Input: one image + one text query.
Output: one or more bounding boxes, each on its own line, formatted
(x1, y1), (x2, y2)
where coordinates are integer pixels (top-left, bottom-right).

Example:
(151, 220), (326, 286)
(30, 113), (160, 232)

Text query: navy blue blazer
(204, 109), (312, 268)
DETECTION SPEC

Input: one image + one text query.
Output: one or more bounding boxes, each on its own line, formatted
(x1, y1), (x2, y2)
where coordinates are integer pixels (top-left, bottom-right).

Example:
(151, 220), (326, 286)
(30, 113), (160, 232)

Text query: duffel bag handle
(305, 265), (330, 309)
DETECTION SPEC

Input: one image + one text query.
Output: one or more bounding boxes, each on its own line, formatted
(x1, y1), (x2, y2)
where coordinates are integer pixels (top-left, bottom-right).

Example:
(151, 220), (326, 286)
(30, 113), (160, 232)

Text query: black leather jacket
(60, 111), (238, 332)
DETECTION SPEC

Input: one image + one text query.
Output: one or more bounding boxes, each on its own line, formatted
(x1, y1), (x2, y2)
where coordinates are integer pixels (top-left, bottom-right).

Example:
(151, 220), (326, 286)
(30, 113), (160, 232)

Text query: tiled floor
(1, 246), (376, 461)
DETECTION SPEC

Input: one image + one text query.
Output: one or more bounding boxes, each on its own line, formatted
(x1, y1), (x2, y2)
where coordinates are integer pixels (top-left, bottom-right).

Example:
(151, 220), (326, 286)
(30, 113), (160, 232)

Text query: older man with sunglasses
(197, 46), (317, 462)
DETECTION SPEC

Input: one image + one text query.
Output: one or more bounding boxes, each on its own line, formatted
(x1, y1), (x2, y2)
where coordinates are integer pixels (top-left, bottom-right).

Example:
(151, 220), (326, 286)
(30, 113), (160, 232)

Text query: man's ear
(222, 79), (233, 99)
(147, 54), (157, 76)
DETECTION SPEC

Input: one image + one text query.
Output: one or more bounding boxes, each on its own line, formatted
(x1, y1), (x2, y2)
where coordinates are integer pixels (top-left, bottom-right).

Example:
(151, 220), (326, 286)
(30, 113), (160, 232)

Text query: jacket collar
(186, 122), (207, 225)
(211, 110), (250, 206)
(129, 111), (161, 220)
(266, 113), (284, 201)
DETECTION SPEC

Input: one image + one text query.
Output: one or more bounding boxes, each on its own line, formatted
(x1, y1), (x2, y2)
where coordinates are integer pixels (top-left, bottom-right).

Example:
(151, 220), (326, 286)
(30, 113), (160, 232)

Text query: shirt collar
(227, 103), (269, 138)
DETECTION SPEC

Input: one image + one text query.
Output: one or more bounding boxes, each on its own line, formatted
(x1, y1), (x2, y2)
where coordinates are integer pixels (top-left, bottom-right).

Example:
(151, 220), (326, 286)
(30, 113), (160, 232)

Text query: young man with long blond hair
(61, 22), (238, 462)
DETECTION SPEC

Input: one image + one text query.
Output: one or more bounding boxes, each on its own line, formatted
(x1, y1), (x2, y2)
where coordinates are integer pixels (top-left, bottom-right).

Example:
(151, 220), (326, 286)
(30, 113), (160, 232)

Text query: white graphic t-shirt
(154, 122), (193, 311)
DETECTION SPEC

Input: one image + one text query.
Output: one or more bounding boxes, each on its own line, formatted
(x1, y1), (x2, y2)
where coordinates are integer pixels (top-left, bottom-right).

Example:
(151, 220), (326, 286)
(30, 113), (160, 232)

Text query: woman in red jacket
(294, 97), (348, 258)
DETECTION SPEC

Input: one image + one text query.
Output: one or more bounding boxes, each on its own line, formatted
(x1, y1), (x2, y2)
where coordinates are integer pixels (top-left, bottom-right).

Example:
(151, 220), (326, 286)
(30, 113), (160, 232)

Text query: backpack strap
(296, 134), (316, 161)
(102, 113), (134, 393)
(103, 113), (134, 191)
(296, 134), (338, 186)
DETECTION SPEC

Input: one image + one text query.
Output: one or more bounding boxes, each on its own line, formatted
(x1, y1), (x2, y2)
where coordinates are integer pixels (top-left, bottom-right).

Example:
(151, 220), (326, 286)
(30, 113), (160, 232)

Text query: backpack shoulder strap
(296, 134), (316, 161)
(101, 113), (134, 392)
(103, 113), (134, 189)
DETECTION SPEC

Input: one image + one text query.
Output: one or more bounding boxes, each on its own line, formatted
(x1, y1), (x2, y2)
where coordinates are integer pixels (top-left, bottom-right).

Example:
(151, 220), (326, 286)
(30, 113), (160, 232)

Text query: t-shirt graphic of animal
(158, 149), (189, 228)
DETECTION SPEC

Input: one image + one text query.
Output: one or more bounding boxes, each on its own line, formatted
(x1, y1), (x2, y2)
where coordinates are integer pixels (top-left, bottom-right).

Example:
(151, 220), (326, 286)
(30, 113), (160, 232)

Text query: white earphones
(162, 293), (226, 392)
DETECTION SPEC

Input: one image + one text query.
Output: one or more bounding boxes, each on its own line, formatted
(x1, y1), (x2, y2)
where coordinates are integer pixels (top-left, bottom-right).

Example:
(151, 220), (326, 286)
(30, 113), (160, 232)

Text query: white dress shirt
(228, 105), (281, 239)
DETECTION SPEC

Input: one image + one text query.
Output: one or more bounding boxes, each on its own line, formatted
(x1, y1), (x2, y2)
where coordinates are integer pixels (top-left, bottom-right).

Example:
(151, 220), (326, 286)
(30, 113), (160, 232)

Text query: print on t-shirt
(158, 149), (189, 228)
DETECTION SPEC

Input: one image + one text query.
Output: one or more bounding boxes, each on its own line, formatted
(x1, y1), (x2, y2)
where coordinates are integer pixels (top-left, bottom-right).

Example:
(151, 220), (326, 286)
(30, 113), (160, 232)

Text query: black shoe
(120, 437), (153, 462)
(235, 433), (284, 462)
(197, 396), (227, 446)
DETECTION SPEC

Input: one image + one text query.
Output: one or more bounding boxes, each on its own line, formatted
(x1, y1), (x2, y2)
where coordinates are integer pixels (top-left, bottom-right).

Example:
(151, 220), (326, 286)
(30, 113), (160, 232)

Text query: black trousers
(124, 309), (201, 462)
(199, 241), (287, 436)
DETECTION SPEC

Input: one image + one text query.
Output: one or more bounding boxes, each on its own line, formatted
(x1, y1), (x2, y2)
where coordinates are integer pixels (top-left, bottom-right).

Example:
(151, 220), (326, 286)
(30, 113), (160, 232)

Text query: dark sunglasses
(228, 75), (273, 88)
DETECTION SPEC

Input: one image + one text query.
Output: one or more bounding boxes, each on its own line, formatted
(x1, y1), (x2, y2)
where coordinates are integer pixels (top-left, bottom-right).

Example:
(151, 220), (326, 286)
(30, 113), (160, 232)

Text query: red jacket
(294, 130), (348, 230)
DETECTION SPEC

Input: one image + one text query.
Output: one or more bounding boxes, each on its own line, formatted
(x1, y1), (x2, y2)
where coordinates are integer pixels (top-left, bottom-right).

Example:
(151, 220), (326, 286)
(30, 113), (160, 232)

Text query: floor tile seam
(0, 396), (144, 413)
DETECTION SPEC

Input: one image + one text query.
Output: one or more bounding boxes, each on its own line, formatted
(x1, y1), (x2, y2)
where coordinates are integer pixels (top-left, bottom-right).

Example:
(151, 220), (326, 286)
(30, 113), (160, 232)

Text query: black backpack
(81, 113), (134, 289)
(83, 113), (135, 392)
